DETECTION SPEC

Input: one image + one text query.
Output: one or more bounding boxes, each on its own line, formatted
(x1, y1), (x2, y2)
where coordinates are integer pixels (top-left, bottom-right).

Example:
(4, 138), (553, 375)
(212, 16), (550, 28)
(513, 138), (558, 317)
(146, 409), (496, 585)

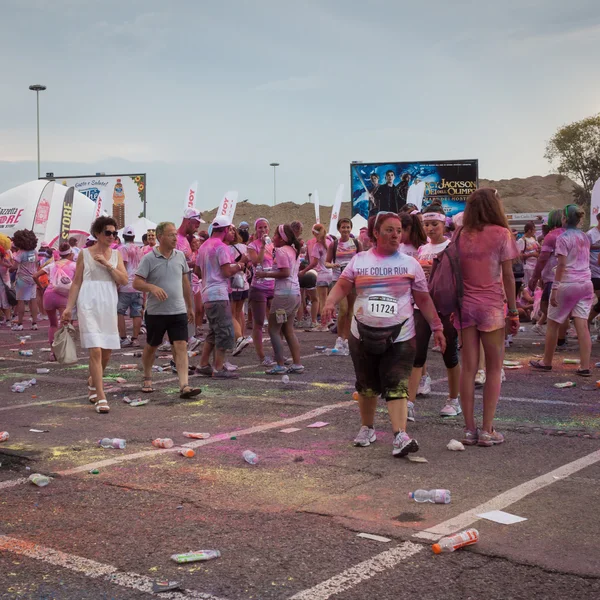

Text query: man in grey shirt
(134, 221), (201, 399)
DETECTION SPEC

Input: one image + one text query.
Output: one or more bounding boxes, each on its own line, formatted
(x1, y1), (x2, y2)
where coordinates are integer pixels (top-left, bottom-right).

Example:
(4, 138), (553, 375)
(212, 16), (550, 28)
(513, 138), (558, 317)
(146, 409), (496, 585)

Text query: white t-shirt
(555, 229), (591, 284)
(516, 236), (540, 268)
(332, 239), (359, 281)
(586, 227), (600, 279)
(310, 242), (332, 283)
(119, 243), (142, 293)
(398, 243), (420, 259)
(417, 240), (449, 263)
(273, 245), (300, 296)
(340, 249), (428, 343)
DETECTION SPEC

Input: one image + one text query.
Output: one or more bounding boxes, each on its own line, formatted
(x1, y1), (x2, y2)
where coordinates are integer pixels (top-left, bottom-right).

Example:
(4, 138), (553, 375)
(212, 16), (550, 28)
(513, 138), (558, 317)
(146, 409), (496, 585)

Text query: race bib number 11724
(367, 295), (398, 318)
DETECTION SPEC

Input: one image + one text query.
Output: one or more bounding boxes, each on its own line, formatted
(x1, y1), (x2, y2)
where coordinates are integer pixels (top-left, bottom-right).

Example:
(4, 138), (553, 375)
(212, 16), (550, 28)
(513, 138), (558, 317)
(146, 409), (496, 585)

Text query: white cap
(87, 235), (97, 242)
(123, 225), (135, 236)
(210, 216), (232, 229)
(184, 208), (203, 222)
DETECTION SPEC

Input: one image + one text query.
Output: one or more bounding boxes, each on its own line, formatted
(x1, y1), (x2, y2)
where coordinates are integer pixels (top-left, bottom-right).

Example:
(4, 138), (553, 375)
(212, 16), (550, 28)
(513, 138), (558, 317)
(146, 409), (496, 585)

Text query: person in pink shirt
(142, 228), (157, 256)
(530, 205), (594, 376)
(456, 188), (519, 448)
(177, 208), (202, 267)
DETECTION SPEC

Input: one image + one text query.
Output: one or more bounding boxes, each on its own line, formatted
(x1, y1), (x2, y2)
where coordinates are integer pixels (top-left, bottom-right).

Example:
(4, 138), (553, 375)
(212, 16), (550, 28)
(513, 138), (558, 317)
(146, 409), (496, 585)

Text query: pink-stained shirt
(398, 243), (420, 259)
(457, 225), (519, 311)
(248, 239), (275, 292)
(118, 243), (143, 293)
(273, 245), (300, 297)
(43, 259), (76, 294)
(142, 245), (155, 256)
(516, 236), (540, 268)
(541, 227), (565, 284)
(310, 242), (331, 283)
(340, 248), (428, 342)
(176, 233), (192, 261)
(14, 250), (38, 285)
(417, 240), (449, 263)
(196, 237), (231, 303)
(555, 228), (591, 283)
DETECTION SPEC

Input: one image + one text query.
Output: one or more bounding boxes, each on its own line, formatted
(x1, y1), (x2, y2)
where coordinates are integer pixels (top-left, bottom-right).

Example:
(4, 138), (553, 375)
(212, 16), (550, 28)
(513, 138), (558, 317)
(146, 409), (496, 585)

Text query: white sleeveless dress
(77, 249), (120, 349)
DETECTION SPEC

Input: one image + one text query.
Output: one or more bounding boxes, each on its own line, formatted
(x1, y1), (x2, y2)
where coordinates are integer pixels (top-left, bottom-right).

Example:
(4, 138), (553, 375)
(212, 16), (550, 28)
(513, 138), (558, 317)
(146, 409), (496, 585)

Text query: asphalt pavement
(0, 317), (599, 600)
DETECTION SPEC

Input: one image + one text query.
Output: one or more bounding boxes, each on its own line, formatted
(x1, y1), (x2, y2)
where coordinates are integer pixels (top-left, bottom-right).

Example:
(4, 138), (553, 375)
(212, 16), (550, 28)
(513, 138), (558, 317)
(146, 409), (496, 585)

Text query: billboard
(351, 159), (478, 219)
(40, 173), (146, 229)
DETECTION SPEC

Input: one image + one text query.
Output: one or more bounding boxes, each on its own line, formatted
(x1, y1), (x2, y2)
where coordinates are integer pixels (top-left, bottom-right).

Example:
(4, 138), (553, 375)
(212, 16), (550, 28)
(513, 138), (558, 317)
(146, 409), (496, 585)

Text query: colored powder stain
(311, 382), (347, 391)
(185, 399), (206, 407)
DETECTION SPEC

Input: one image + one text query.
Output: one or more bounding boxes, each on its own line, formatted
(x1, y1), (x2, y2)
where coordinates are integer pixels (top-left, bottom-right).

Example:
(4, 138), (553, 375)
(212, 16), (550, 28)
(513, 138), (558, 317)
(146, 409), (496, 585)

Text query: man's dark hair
(123, 234), (135, 243)
(68, 237), (78, 247)
(385, 170), (394, 177)
(142, 233), (148, 244)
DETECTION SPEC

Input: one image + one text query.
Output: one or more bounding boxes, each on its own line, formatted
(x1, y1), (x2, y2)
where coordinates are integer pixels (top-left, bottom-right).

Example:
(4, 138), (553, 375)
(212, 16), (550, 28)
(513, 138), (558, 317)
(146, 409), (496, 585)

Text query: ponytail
(399, 213), (427, 248)
(281, 224), (302, 258)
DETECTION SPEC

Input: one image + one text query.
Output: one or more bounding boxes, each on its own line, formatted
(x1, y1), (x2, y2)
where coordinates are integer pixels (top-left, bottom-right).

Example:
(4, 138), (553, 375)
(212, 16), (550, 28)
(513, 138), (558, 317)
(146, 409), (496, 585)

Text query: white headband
(422, 212), (445, 222)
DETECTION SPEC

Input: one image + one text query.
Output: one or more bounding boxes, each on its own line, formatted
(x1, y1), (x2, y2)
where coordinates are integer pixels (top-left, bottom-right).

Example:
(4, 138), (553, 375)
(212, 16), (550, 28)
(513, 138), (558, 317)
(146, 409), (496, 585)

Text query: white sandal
(88, 377), (98, 403)
(95, 399), (110, 413)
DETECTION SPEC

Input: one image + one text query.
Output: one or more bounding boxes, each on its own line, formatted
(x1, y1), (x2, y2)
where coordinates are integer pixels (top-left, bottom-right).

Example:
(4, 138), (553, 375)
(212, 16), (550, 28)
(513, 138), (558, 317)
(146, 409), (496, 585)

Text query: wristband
(507, 314), (519, 320)
(507, 308), (519, 315)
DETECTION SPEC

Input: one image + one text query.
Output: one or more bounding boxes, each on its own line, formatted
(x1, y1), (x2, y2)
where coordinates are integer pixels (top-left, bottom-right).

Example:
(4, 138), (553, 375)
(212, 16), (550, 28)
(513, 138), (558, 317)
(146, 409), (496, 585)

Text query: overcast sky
(1, 0), (598, 222)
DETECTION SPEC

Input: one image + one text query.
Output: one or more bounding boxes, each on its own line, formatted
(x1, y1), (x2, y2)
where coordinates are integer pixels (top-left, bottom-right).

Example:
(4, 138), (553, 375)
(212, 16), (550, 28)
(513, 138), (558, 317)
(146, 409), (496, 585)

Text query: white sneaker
(223, 361), (239, 371)
(31, 323), (38, 331)
(392, 430), (419, 457)
(501, 368), (506, 383)
(261, 356), (276, 367)
(440, 398), (462, 417)
(407, 401), (415, 422)
(532, 323), (546, 336)
(474, 369), (486, 387)
(120, 336), (133, 348)
(12, 324), (23, 331)
(232, 336), (251, 357)
(188, 336), (202, 352)
(158, 341), (172, 352)
(353, 426), (376, 447)
(417, 375), (431, 396)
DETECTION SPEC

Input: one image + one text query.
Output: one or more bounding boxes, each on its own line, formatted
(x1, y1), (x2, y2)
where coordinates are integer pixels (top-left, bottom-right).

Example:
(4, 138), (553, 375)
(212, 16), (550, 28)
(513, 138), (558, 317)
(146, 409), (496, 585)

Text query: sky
(1, 0), (599, 223)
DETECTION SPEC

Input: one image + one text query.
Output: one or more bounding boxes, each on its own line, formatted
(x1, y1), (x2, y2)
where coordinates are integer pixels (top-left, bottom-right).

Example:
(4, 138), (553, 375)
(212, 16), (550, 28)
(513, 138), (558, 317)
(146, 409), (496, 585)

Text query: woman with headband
(33, 242), (76, 355)
(455, 189), (519, 447)
(254, 224), (304, 374)
(407, 204), (461, 421)
(530, 204), (594, 376)
(299, 223), (332, 331)
(247, 218), (276, 366)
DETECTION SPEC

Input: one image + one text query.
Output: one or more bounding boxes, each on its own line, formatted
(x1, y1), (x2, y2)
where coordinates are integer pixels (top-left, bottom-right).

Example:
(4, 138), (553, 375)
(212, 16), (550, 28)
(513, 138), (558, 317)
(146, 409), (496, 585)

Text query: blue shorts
(15, 281), (36, 301)
(117, 292), (143, 317)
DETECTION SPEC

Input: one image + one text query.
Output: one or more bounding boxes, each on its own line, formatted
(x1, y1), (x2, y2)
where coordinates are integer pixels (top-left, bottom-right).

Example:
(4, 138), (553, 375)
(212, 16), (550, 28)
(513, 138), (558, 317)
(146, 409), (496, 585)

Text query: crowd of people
(0, 189), (596, 457)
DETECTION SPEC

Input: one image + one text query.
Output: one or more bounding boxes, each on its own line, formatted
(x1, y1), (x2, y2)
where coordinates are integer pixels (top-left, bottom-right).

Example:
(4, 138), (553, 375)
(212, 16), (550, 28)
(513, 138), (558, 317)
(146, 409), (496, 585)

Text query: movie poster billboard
(351, 159), (478, 219)
(40, 173), (146, 229)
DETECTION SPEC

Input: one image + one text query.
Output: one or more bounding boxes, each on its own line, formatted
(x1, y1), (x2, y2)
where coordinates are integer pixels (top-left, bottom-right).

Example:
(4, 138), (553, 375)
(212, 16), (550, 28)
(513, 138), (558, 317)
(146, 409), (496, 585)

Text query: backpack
(428, 228), (463, 324)
(51, 262), (73, 296)
(332, 238), (360, 262)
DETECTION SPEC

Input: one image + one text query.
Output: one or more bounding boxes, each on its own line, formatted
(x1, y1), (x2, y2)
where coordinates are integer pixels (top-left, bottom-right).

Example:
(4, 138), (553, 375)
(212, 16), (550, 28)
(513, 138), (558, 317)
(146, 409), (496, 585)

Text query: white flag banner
(32, 180), (55, 244)
(95, 189), (106, 219)
(328, 184), (345, 237)
(313, 189), (320, 224)
(591, 178), (600, 220)
(217, 190), (238, 223)
(407, 181), (426, 210)
(185, 180), (198, 211)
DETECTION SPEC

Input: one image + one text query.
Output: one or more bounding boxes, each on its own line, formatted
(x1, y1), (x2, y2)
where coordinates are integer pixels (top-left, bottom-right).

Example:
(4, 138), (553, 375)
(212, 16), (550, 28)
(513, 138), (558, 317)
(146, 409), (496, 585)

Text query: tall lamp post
(29, 84), (46, 179)
(269, 162), (280, 206)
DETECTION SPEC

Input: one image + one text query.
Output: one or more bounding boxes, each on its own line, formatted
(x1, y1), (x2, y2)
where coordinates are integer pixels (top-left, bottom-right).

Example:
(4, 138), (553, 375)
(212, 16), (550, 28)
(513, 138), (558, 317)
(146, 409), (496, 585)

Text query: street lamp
(269, 162), (280, 206)
(29, 84), (47, 179)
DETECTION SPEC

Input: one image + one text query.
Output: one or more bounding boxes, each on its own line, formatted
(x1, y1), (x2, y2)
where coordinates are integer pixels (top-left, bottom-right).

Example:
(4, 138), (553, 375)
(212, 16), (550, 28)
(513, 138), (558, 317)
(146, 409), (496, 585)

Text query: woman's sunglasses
(103, 230), (118, 237)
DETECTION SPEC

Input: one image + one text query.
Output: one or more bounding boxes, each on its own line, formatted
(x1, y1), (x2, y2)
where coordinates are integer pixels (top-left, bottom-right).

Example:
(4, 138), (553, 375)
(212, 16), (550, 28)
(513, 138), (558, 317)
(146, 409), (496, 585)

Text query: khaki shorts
(270, 294), (301, 321)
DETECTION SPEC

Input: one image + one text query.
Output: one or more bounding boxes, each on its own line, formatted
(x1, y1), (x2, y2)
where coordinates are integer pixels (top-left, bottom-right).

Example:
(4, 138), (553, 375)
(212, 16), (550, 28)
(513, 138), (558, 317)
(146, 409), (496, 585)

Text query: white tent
(118, 216), (157, 244)
(351, 213), (368, 237)
(0, 180), (96, 246)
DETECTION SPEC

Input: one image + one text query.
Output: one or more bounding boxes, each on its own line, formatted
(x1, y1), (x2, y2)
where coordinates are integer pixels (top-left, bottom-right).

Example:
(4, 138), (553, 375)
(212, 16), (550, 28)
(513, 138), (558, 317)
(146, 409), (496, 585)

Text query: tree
(545, 114), (600, 205)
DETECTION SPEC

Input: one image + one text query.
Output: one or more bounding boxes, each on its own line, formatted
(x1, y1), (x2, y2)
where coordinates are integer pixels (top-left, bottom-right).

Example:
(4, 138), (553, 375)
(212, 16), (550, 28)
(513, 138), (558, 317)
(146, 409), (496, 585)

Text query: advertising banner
(185, 181), (198, 211)
(351, 159), (478, 218)
(313, 190), (320, 224)
(59, 187), (75, 242)
(41, 173), (146, 229)
(32, 180), (55, 243)
(217, 191), (238, 223)
(328, 184), (344, 236)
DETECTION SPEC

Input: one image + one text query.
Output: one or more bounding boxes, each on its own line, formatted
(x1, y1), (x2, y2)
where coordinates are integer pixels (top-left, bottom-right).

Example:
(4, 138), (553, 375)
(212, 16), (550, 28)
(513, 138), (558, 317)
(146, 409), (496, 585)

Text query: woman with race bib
(323, 212), (445, 457)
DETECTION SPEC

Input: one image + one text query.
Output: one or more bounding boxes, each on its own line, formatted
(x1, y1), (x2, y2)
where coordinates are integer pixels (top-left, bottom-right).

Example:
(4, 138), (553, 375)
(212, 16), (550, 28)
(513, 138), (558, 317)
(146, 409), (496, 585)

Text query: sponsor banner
(351, 159), (478, 218)
(313, 189), (320, 224)
(32, 181), (55, 243)
(59, 187), (75, 242)
(591, 178), (600, 220)
(0, 207), (26, 231)
(217, 191), (238, 222)
(185, 181), (198, 210)
(328, 184), (344, 236)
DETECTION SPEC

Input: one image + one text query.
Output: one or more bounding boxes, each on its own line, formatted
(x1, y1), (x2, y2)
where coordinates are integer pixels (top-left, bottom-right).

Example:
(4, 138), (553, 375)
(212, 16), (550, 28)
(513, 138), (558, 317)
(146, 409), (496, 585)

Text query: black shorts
(541, 281), (553, 303)
(592, 278), (600, 292)
(230, 290), (249, 302)
(348, 333), (415, 400)
(145, 313), (189, 347)
(299, 270), (317, 289)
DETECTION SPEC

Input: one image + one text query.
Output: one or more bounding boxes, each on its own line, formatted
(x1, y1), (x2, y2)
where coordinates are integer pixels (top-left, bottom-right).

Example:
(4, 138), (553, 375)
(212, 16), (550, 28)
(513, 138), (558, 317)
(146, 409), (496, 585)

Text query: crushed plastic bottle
(409, 489), (451, 504)
(323, 348), (341, 356)
(432, 529), (479, 554)
(36, 368), (50, 374)
(170, 550), (221, 563)
(29, 473), (51, 487)
(98, 438), (126, 449)
(119, 364), (138, 370)
(18, 350), (33, 357)
(178, 448), (195, 458)
(281, 374), (290, 384)
(152, 365), (164, 372)
(0, 431), (9, 442)
(11, 379), (36, 393)
(152, 438), (174, 449)
(182, 432), (210, 439)
(242, 450), (259, 465)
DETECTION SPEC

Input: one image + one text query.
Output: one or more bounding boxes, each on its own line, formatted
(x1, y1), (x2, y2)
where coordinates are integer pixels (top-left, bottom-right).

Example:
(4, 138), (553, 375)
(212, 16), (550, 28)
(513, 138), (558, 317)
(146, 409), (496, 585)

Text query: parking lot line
(288, 541), (423, 600)
(427, 389), (598, 407)
(0, 535), (228, 600)
(413, 448), (600, 541)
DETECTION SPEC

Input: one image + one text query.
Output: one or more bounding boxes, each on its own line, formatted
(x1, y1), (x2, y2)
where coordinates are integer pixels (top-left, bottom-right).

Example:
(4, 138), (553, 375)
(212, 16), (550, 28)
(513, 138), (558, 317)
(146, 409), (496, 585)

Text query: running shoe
(261, 356), (276, 367)
(232, 336), (251, 356)
(474, 369), (486, 387)
(532, 323), (546, 336)
(131, 338), (140, 348)
(121, 337), (133, 348)
(462, 427), (479, 446)
(266, 365), (287, 375)
(440, 398), (462, 417)
(140, 326), (147, 336)
(417, 375), (431, 396)
(501, 368), (506, 383)
(353, 426), (376, 447)
(287, 364), (305, 374)
(477, 429), (505, 447)
(158, 341), (172, 352)
(407, 401), (415, 422)
(12, 324), (23, 331)
(305, 323), (320, 332)
(31, 323), (38, 331)
(188, 337), (202, 352)
(392, 431), (419, 457)
(212, 369), (239, 379)
(284, 357), (293, 365)
(195, 365), (214, 377)
(223, 361), (239, 371)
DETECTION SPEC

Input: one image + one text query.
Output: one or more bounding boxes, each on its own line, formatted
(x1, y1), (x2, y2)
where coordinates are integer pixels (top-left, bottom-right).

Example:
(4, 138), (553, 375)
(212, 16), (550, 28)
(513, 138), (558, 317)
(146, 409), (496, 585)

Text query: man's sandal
(179, 385), (202, 399)
(141, 378), (154, 393)
(95, 399), (110, 413)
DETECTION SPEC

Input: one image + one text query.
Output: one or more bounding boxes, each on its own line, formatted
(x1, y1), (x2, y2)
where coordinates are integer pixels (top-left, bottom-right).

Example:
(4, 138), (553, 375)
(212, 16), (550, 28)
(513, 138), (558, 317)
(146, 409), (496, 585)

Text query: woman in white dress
(62, 217), (128, 413)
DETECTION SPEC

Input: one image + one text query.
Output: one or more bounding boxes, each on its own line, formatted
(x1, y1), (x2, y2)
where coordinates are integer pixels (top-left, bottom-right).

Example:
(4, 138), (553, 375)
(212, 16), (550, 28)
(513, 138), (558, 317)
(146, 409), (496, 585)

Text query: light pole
(269, 162), (280, 206)
(29, 84), (46, 179)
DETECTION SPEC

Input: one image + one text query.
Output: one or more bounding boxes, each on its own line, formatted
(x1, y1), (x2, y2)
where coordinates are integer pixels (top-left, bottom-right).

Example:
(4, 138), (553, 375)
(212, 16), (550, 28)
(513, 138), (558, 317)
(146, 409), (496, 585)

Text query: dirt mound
(199, 175), (576, 231)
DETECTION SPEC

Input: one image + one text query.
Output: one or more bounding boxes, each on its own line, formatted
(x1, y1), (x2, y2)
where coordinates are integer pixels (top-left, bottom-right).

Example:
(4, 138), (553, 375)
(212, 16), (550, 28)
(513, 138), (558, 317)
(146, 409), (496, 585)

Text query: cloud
(253, 75), (324, 92)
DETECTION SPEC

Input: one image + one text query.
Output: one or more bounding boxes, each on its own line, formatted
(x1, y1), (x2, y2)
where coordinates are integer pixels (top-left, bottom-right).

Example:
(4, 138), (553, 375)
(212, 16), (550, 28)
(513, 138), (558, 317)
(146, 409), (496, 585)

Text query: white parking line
(288, 541), (423, 600)
(413, 448), (600, 541)
(427, 390), (597, 407)
(0, 535), (228, 599)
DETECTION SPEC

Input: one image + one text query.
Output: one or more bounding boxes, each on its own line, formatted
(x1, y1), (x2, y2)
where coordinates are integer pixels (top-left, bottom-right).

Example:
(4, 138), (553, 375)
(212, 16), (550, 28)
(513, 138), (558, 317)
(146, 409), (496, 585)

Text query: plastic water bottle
(178, 448), (195, 458)
(0, 431), (9, 442)
(152, 438), (174, 449)
(242, 450), (259, 465)
(98, 438), (126, 449)
(182, 432), (210, 439)
(18, 350), (33, 357)
(409, 489), (451, 504)
(281, 374), (290, 384)
(324, 348), (340, 356)
(432, 528), (479, 554)
(170, 550), (221, 563)
(29, 473), (51, 487)
(264, 236), (271, 246)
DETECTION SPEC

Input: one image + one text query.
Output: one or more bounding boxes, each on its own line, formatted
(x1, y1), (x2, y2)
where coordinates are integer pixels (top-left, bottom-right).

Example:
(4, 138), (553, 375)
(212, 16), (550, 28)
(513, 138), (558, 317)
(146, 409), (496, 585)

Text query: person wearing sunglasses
(62, 216), (128, 414)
